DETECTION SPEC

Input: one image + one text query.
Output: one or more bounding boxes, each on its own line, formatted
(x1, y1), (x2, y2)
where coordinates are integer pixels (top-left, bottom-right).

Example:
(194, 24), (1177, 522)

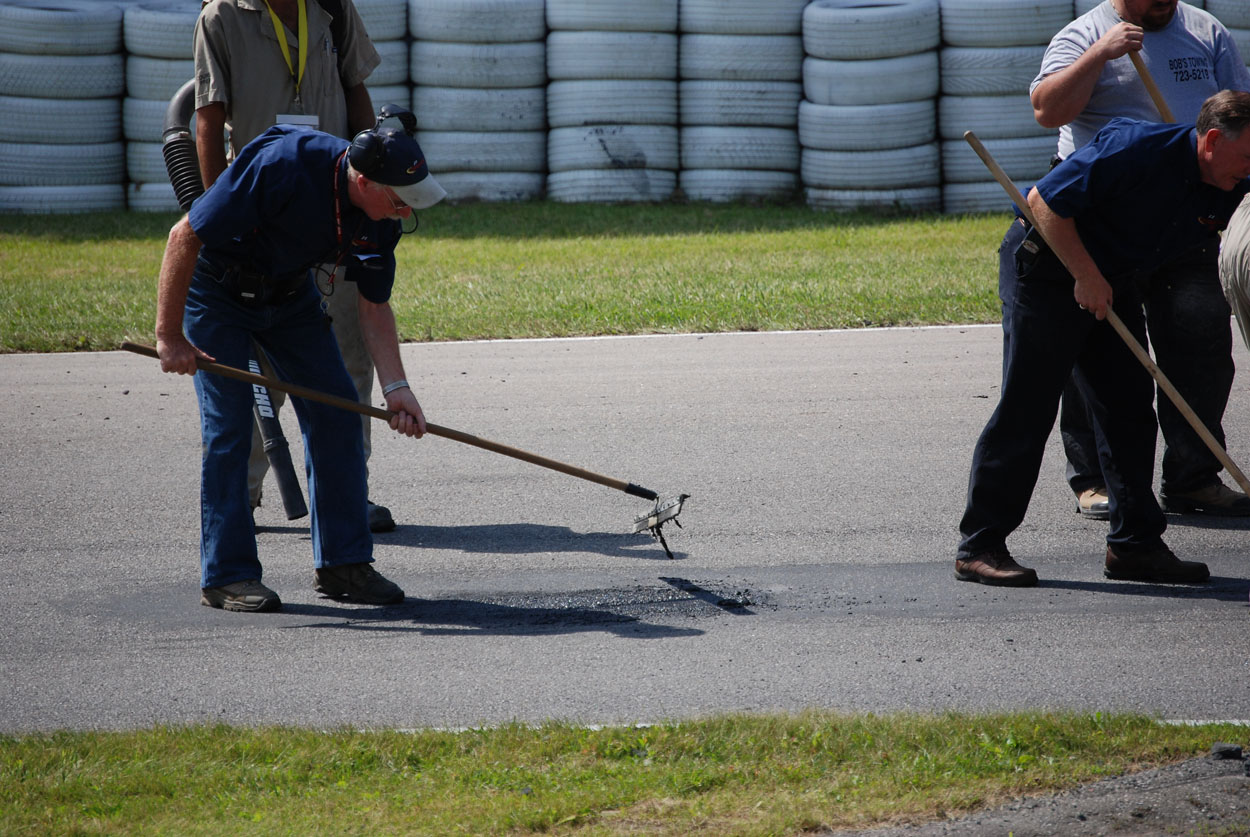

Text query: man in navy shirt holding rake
(956, 90), (1250, 587)
(155, 108), (445, 612)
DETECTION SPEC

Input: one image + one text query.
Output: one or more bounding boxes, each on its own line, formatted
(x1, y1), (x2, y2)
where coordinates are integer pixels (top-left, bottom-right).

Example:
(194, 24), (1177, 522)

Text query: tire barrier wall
(2, 0), (1248, 213)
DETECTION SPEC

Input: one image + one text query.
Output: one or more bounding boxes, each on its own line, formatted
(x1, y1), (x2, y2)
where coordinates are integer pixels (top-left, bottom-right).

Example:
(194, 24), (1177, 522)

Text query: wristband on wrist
(382, 379), (410, 396)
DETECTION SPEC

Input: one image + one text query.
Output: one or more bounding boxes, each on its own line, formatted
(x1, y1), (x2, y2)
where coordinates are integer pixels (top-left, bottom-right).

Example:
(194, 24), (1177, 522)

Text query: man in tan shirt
(194, 0), (399, 531)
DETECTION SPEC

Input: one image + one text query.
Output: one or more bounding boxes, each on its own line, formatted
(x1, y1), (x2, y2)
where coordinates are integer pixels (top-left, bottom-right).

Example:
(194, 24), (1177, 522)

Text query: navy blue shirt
(1036, 118), (1250, 279)
(188, 125), (401, 303)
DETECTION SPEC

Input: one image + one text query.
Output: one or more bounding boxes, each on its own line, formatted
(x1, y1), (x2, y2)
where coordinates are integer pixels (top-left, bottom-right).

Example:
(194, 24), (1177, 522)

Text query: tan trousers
(1220, 194), (1250, 355)
(247, 278), (375, 507)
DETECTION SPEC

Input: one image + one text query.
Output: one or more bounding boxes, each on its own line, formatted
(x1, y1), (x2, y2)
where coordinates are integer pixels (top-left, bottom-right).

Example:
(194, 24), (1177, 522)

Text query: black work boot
(1104, 541), (1209, 584)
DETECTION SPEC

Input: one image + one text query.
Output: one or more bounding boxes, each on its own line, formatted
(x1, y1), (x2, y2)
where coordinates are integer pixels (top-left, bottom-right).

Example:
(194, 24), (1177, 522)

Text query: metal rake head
(632, 494), (690, 559)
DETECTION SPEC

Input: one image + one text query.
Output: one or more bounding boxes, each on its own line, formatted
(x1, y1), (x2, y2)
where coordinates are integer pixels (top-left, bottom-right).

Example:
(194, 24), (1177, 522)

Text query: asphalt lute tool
(122, 342), (690, 556)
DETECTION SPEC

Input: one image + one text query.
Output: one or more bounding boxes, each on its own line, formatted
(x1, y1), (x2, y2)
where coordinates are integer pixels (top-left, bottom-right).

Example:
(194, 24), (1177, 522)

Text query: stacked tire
(122, 0), (198, 212)
(799, 0), (942, 213)
(1203, 0), (1250, 71)
(0, 0), (126, 213)
(677, 0), (805, 203)
(358, 0), (411, 111)
(938, 0), (1069, 214)
(409, 0), (546, 202)
(545, 0), (678, 203)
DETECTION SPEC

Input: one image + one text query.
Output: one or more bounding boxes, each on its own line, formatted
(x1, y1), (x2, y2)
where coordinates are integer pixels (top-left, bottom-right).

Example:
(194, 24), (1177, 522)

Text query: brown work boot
(1159, 482), (1250, 517)
(1074, 486), (1110, 520)
(955, 549), (1039, 587)
(1104, 541), (1209, 584)
(314, 562), (405, 604)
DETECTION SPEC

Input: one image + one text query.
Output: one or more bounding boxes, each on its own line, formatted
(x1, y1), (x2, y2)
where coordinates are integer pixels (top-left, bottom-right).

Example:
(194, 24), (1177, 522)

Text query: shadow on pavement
(375, 522), (685, 561)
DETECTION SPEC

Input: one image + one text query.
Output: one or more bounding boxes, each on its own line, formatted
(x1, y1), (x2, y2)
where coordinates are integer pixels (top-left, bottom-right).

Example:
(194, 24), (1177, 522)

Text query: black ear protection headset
(347, 103), (418, 177)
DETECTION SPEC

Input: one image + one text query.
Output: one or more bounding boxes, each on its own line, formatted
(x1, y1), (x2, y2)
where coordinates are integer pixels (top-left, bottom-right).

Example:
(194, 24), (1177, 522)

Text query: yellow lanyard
(264, 0), (308, 100)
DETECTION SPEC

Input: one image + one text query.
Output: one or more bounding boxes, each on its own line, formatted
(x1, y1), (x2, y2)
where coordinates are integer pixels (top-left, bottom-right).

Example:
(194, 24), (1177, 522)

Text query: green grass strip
(0, 711), (1241, 836)
(0, 204), (1008, 353)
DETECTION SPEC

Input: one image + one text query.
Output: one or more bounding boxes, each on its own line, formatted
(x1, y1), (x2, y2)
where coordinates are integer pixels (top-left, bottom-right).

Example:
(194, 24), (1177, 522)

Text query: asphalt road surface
(3, 327), (1250, 735)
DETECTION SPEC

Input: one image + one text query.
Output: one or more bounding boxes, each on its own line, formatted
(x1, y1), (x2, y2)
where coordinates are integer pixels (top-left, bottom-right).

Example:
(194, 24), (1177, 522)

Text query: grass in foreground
(0, 203), (1008, 353)
(1, 711), (1241, 836)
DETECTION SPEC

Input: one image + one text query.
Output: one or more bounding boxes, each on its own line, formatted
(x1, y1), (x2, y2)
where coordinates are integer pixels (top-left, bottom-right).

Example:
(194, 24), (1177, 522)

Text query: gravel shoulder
(837, 748), (1250, 837)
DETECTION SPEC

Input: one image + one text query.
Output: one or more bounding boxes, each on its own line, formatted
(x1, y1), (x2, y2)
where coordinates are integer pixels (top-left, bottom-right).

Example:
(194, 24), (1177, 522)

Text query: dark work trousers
(958, 220), (1167, 558)
(1060, 240), (1233, 496)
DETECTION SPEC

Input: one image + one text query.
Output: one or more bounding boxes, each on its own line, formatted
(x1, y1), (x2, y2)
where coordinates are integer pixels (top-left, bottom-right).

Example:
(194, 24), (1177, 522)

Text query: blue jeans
(184, 258), (373, 588)
(1061, 241), (1232, 496)
(959, 220), (1166, 557)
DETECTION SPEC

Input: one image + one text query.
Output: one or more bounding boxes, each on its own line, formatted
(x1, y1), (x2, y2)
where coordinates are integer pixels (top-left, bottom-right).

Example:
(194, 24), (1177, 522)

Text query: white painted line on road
(1160, 720), (1250, 727)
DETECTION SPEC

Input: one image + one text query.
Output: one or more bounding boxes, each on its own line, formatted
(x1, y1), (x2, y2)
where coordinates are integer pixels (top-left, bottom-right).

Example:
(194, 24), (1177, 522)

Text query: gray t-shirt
(1032, 0), (1250, 158)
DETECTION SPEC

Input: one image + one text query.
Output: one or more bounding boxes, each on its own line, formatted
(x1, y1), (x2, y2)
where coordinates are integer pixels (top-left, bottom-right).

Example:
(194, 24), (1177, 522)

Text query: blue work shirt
(1035, 118), (1250, 279)
(188, 125), (401, 303)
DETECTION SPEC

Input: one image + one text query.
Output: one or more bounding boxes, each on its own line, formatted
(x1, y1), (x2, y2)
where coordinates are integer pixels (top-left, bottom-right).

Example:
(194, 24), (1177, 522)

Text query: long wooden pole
(1128, 51), (1176, 123)
(120, 341), (662, 501)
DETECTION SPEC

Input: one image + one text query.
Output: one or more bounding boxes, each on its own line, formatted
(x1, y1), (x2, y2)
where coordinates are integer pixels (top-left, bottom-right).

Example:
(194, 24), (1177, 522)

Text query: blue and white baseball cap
(370, 128), (446, 209)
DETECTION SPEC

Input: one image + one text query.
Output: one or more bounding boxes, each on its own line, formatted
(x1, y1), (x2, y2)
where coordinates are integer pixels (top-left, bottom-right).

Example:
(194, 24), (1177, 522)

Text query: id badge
(276, 113), (319, 128)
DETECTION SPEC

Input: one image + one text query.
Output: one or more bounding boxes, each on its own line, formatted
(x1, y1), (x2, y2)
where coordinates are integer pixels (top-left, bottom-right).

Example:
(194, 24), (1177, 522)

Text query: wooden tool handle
(120, 341), (659, 500)
(1128, 51), (1175, 123)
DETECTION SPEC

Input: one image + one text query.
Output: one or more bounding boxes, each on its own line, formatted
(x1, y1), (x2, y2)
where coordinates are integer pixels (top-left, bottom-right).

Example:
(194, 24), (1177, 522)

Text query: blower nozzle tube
(162, 78), (204, 212)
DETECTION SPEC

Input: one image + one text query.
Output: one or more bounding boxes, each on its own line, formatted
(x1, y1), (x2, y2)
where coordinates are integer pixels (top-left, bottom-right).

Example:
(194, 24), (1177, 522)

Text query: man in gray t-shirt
(1030, 0), (1250, 518)
(1032, 0), (1250, 158)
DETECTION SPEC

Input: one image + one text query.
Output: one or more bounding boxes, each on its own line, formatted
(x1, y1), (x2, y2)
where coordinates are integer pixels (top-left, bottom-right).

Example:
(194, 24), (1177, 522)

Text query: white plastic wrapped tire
(416, 129), (545, 171)
(805, 185), (940, 212)
(798, 100), (935, 151)
(1230, 27), (1250, 65)
(940, 0), (1073, 48)
(939, 94), (1053, 140)
(681, 126), (799, 171)
(679, 34), (803, 82)
(940, 46), (1048, 95)
(546, 80), (677, 127)
(356, 0), (408, 41)
(126, 55), (195, 101)
(942, 180), (1035, 215)
(409, 0), (545, 43)
(941, 135), (1055, 183)
(0, 140), (125, 186)
(412, 86), (545, 131)
(126, 140), (170, 183)
(0, 0), (123, 56)
(124, 97), (175, 142)
(124, 2), (199, 59)
(370, 40), (409, 86)
(803, 52), (939, 106)
(370, 84), (411, 107)
(411, 40), (546, 88)
(801, 143), (940, 189)
(546, 31), (677, 81)
(128, 181), (181, 212)
(546, 0), (677, 32)
(434, 171), (544, 201)
(679, 80), (800, 127)
(678, 168), (797, 202)
(679, 0), (808, 35)
(0, 52), (124, 99)
(547, 168), (676, 202)
(548, 125), (678, 172)
(802, 0), (940, 60)
(0, 184), (125, 213)
(0, 94), (121, 143)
